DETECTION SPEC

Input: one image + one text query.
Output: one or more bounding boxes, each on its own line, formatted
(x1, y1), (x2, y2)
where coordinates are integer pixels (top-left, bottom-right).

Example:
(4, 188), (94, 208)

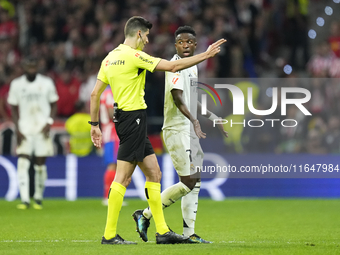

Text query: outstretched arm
(172, 89), (206, 139)
(197, 101), (228, 138)
(155, 39), (226, 72)
(90, 79), (108, 148)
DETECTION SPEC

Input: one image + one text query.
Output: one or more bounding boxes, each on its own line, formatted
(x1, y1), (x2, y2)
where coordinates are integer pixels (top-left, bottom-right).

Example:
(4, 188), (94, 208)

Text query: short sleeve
(48, 79), (59, 103)
(7, 81), (18, 106)
(97, 60), (109, 84)
(166, 71), (184, 91)
(133, 51), (161, 73)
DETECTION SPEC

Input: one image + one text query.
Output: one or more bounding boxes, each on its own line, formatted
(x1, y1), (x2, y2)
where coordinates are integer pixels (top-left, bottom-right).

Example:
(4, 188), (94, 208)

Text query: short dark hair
(74, 100), (86, 112)
(124, 16), (152, 37)
(174, 26), (196, 38)
(22, 56), (38, 66)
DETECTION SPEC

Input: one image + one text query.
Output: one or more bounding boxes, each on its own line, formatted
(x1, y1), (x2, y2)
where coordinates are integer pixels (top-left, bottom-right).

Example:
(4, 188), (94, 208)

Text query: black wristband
(88, 121), (99, 126)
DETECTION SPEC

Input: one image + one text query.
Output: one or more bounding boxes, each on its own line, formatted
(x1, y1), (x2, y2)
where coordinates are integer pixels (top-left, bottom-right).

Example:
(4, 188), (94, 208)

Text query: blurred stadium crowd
(0, 0), (340, 155)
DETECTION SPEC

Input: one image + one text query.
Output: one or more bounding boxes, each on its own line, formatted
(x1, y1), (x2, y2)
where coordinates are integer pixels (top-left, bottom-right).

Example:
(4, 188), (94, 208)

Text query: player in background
(133, 26), (228, 243)
(99, 87), (120, 206)
(8, 57), (59, 209)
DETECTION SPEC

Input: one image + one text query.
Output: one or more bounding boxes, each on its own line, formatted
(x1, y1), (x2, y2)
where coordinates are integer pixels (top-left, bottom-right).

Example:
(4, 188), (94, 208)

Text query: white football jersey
(7, 74), (59, 136)
(162, 54), (198, 134)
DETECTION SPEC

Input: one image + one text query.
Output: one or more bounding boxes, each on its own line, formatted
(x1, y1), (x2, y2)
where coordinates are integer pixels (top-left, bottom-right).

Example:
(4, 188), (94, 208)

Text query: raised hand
(205, 39), (227, 58)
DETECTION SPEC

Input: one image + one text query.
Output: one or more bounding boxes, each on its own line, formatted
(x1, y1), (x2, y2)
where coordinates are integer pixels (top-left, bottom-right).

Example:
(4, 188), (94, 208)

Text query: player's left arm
(197, 101), (228, 138)
(171, 89), (206, 139)
(90, 79), (108, 148)
(41, 102), (57, 138)
(42, 79), (59, 138)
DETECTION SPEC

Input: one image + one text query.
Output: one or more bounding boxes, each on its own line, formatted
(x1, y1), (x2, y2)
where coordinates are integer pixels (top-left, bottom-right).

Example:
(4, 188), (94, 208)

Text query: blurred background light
(266, 87), (273, 97)
(316, 17), (325, 27)
(283, 64), (293, 75)
(308, 29), (317, 39)
(325, 6), (333, 15)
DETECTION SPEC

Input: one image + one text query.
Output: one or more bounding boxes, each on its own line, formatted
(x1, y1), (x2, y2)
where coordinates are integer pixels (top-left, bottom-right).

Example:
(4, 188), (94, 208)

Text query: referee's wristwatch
(88, 121), (99, 126)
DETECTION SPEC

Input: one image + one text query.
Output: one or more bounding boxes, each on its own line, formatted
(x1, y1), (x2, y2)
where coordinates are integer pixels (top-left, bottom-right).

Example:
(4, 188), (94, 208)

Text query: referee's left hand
(91, 126), (102, 148)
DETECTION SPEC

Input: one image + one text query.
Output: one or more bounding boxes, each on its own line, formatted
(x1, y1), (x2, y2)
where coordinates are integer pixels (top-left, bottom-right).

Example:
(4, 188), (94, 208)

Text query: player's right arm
(155, 39), (226, 72)
(90, 79), (108, 148)
(7, 80), (25, 145)
(171, 89), (206, 139)
(10, 104), (25, 145)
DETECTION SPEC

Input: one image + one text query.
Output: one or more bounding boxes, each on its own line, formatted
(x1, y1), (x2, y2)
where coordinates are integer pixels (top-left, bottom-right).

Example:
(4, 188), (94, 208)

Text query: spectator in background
(307, 41), (336, 77)
(65, 101), (93, 157)
(275, 105), (306, 154)
(303, 129), (327, 154)
(79, 58), (101, 111)
(328, 57), (340, 78)
(223, 80), (260, 153)
(0, 37), (20, 68)
(309, 78), (328, 114)
(55, 65), (81, 117)
(0, 81), (10, 121)
(328, 20), (340, 58)
(323, 115), (340, 154)
(325, 79), (340, 115)
(286, 0), (309, 69)
(99, 87), (120, 206)
(0, 4), (17, 42)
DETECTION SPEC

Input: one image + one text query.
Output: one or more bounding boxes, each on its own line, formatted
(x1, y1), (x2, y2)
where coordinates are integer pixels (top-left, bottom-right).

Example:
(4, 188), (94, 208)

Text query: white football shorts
(163, 129), (204, 176)
(16, 133), (54, 157)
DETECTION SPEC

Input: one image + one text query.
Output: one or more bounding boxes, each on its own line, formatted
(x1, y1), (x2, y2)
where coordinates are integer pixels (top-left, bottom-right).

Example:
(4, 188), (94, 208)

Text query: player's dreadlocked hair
(174, 26), (196, 38)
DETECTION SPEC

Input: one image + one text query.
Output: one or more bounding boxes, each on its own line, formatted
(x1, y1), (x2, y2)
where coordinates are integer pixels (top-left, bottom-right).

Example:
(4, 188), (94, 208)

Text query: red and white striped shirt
(100, 87), (119, 143)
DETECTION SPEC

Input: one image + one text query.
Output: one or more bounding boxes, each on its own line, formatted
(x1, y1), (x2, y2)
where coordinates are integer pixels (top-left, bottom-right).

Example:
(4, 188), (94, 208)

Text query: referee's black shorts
(115, 109), (154, 162)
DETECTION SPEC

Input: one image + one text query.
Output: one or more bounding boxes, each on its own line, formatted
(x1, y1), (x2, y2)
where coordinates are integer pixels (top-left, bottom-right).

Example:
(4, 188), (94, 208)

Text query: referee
(90, 16), (225, 245)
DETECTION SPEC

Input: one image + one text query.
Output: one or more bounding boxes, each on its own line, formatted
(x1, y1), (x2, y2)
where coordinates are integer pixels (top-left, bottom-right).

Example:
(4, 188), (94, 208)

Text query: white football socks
(17, 157), (31, 204)
(143, 182), (191, 219)
(182, 181), (201, 236)
(33, 164), (47, 201)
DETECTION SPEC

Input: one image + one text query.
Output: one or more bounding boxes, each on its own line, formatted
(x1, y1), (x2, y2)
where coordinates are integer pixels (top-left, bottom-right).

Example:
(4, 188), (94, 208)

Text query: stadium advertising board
(1, 154), (340, 201)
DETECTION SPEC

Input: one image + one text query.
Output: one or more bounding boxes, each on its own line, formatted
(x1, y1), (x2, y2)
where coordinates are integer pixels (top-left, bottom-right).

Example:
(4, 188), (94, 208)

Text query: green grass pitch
(1, 198), (339, 255)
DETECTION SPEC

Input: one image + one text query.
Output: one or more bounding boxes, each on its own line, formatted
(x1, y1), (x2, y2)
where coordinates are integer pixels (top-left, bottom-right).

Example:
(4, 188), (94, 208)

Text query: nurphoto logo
(194, 80), (312, 128)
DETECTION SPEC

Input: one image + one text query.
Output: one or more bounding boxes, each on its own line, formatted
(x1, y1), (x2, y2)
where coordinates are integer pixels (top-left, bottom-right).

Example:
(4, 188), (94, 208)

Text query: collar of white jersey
(174, 54), (181, 60)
